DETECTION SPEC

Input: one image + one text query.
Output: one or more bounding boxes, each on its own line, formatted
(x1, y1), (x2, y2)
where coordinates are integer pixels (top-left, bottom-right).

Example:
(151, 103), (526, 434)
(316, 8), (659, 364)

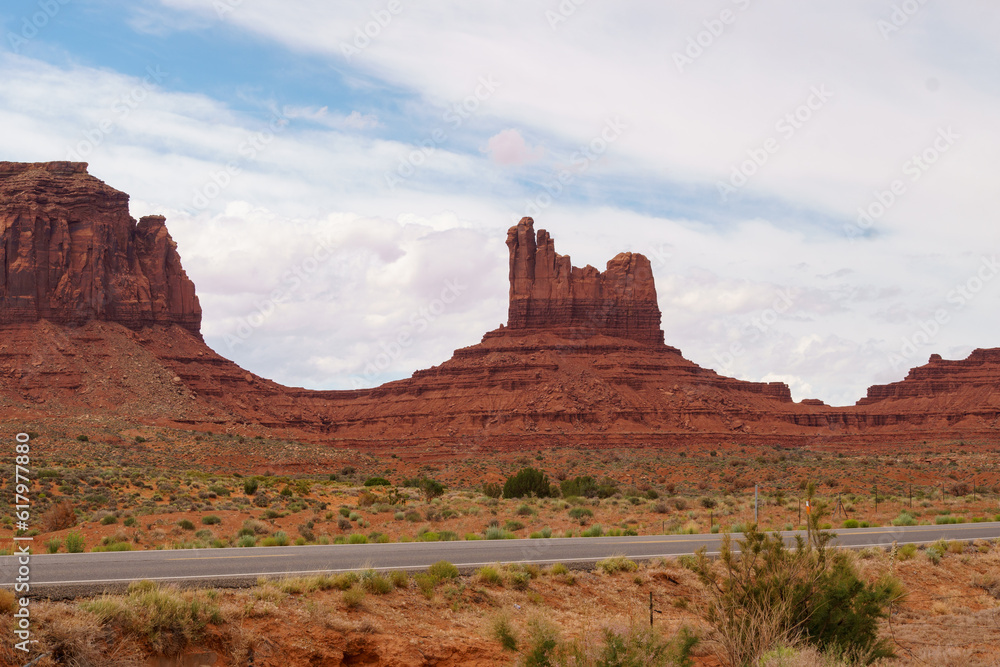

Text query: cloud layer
(0, 1), (998, 405)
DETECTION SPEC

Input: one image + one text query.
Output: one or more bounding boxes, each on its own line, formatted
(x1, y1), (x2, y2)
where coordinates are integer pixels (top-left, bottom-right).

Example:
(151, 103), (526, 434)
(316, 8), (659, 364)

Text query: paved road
(4, 522), (998, 597)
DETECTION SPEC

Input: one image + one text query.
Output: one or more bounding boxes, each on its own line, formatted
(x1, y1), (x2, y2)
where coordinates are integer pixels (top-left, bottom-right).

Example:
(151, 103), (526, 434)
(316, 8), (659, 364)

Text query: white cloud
(3, 3), (1000, 405)
(483, 128), (544, 166)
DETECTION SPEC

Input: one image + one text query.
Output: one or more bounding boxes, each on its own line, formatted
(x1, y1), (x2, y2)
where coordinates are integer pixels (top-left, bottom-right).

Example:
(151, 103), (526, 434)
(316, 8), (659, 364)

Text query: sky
(2, 0), (998, 406)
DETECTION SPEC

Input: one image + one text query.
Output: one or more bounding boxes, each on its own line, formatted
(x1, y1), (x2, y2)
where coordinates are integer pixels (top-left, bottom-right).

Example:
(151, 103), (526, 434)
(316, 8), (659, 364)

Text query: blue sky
(2, 0), (998, 405)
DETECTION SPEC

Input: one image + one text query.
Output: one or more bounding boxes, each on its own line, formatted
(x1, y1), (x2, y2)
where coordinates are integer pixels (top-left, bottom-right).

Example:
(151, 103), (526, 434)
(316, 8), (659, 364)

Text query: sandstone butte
(1, 161), (999, 450)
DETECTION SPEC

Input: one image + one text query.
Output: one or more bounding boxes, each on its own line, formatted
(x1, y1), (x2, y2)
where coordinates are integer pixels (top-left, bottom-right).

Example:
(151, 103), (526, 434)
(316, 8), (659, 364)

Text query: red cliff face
(506, 217), (664, 345)
(0, 161), (200, 335)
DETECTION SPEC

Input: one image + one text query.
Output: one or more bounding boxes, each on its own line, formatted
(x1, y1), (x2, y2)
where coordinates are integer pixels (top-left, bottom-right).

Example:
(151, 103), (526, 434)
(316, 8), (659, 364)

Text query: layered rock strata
(506, 218), (664, 345)
(0, 162), (200, 334)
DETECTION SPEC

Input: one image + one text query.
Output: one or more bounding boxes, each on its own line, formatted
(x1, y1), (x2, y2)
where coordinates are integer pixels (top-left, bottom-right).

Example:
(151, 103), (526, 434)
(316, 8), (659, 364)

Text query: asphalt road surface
(4, 522), (999, 598)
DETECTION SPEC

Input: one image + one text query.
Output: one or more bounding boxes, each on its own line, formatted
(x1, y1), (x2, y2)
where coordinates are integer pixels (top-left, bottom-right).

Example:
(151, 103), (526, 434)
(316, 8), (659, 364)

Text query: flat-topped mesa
(0, 161), (201, 335)
(505, 217), (665, 345)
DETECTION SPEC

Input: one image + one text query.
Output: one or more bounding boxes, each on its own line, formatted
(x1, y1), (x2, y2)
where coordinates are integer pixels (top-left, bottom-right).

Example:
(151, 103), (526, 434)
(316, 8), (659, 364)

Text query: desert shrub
(201, 515), (221, 525)
(485, 525), (515, 540)
(597, 555), (638, 574)
(891, 511), (916, 527)
(243, 478), (258, 495)
(414, 573), (438, 598)
(101, 514), (118, 525)
(65, 531), (85, 553)
(428, 560), (459, 580)
(82, 581), (221, 654)
(261, 531), (289, 547)
(342, 586), (365, 609)
(178, 519), (195, 530)
(402, 477), (444, 500)
(357, 490), (376, 507)
(389, 570), (408, 588)
(363, 476), (391, 487)
(41, 500), (77, 531)
(46, 538), (62, 554)
(503, 467), (552, 499)
(843, 519), (860, 529)
(568, 507), (593, 521)
(560, 475), (600, 498)
(691, 525), (901, 666)
(237, 535), (256, 547)
(347, 534), (368, 544)
(493, 613), (519, 651)
(897, 543), (917, 561)
(478, 565), (503, 585)
(482, 482), (503, 499)
(700, 496), (717, 509)
(936, 515), (962, 525)
(76, 434), (89, 442)
(361, 570), (393, 594)
(581, 524), (604, 537)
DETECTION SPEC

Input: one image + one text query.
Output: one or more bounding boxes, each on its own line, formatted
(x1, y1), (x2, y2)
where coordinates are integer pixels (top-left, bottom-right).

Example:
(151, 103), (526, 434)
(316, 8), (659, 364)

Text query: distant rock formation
(858, 349), (1000, 404)
(505, 217), (664, 345)
(0, 162), (200, 335)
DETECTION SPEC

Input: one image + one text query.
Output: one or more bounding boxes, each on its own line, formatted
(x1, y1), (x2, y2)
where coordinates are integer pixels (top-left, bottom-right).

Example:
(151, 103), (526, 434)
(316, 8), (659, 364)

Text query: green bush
(46, 538), (62, 554)
(237, 535), (256, 547)
(100, 514), (118, 525)
(361, 570), (393, 594)
(243, 478), (259, 495)
(891, 511), (916, 526)
(503, 467), (552, 499)
(935, 515), (962, 525)
(597, 555), (638, 574)
(581, 524), (604, 537)
(477, 565), (503, 585)
(568, 507), (593, 521)
(493, 613), (519, 651)
(363, 477), (392, 487)
(201, 515), (221, 525)
(482, 482), (503, 499)
(348, 534), (369, 544)
(691, 525), (901, 666)
(65, 531), (85, 553)
(428, 560), (459, 580)
(178, 519), (195, 530)
(843, 519), (860, 529)
(261, 531), (289, 547)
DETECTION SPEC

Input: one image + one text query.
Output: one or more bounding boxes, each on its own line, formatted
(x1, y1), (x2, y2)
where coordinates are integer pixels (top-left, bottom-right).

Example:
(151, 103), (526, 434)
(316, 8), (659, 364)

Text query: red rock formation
(506, 217), (664, 345)
(0, 162), (200, 335)
(3, 163), (1000, 449)
(858, 350), (1000, 405)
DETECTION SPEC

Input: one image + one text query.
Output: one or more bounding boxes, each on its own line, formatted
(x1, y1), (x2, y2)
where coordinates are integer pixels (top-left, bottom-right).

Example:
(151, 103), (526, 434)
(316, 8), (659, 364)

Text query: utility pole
(754, 484), (758, 524)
